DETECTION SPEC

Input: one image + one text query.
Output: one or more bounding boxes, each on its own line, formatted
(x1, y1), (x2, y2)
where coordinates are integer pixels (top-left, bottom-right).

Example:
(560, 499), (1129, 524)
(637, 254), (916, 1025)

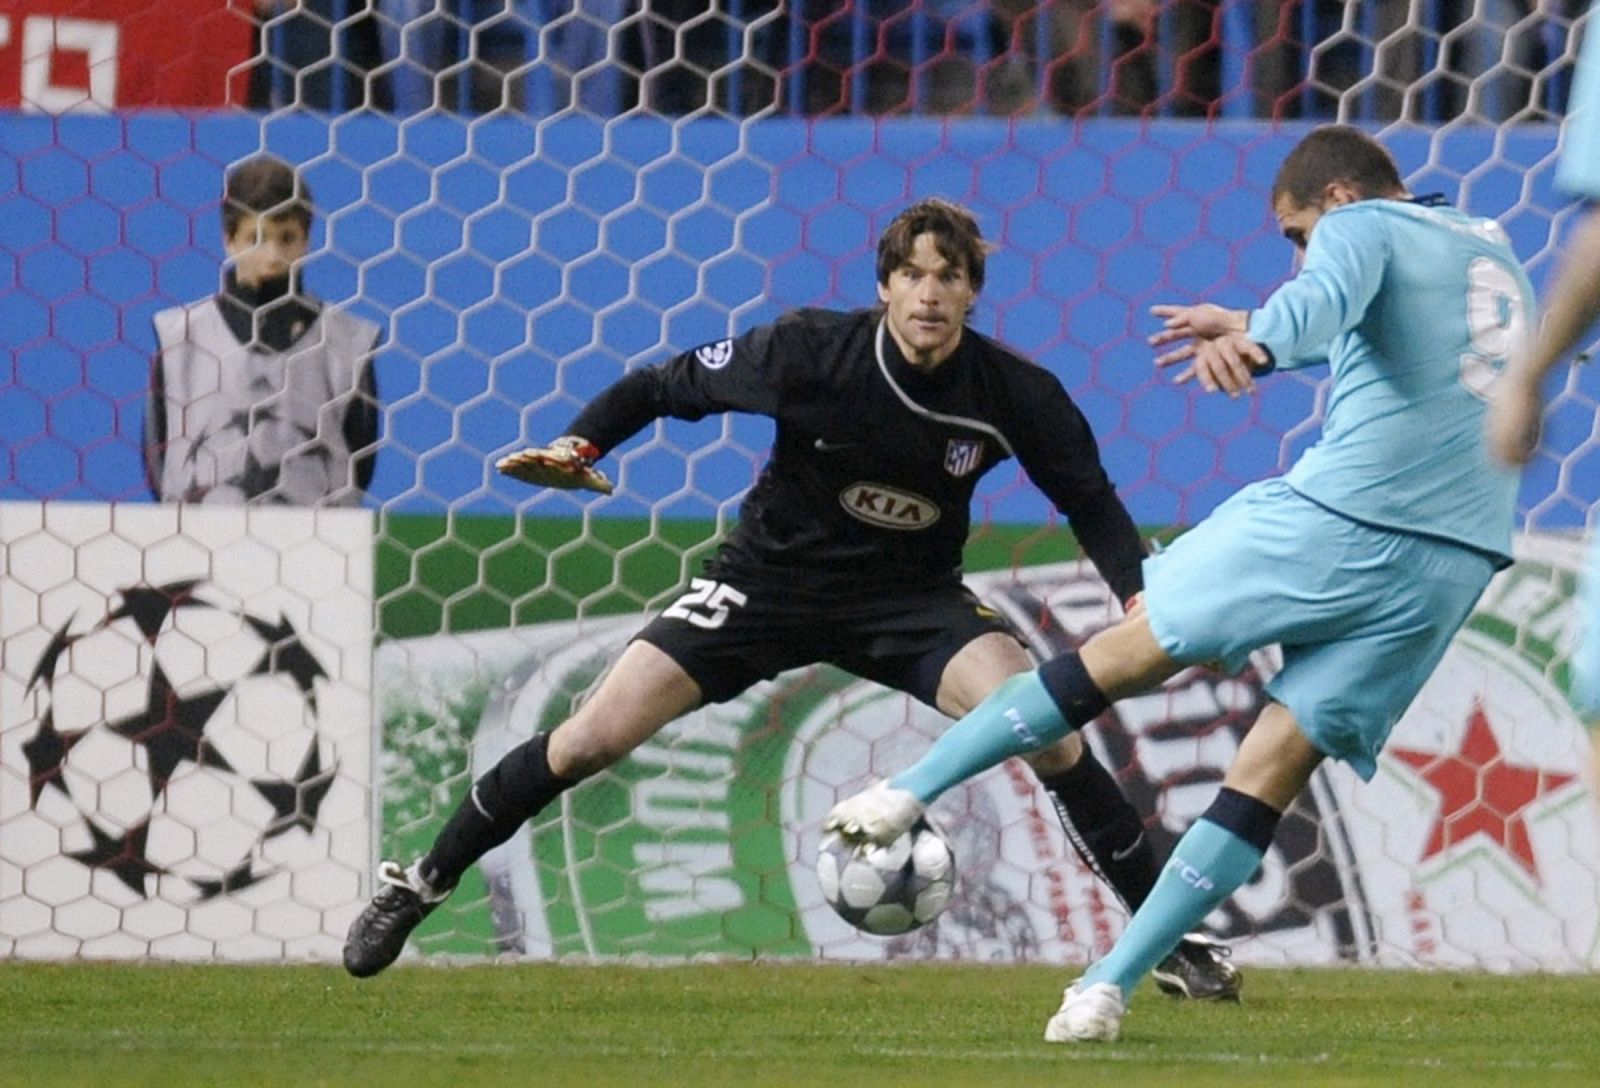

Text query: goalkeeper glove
(496, 436), (614, 494)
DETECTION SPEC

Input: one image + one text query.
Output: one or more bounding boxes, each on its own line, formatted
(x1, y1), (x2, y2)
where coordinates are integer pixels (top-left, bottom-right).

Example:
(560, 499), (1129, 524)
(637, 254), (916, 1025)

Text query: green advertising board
(374, 513), (1093, 959)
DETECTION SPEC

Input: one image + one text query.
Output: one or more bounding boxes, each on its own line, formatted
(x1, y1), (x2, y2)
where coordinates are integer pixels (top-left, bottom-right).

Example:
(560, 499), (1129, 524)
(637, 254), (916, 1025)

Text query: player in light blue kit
(828, 125), (1533, 1042)
(1488, 1), (1600, 713)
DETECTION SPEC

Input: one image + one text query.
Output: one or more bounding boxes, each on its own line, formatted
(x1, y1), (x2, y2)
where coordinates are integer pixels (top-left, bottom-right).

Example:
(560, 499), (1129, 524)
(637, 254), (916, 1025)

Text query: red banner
(0, 0), (252, 110)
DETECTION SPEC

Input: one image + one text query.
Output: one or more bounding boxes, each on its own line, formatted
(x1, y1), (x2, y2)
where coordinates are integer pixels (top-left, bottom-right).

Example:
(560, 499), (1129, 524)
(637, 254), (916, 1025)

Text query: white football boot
(1043, 981), (1127, 1043)
(824, 779), (924, 845)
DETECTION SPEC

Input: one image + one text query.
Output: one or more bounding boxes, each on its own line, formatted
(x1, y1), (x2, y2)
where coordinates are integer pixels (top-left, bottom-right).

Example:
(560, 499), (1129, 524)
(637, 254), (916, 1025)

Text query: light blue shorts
(1143, 479), (1497, 780)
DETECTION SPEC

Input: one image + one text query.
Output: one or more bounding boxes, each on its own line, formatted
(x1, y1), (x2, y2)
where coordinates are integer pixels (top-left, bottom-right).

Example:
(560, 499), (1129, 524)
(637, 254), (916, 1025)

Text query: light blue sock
(1082, 819), (1263, 996)
(890, 671), (1070, 804)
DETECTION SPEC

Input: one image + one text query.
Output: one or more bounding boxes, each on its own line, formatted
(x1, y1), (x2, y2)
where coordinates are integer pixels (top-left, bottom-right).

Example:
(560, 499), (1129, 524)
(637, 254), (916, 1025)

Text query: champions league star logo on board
(19, 580), (337, 902)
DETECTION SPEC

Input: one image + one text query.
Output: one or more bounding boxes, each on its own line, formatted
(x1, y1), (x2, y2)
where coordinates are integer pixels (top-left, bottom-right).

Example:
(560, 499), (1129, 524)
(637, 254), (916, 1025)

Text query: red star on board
(1390, 701), (1577, 883)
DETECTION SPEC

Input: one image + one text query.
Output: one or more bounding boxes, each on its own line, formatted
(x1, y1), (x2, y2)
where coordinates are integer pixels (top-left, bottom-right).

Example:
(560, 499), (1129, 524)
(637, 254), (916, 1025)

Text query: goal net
(1, 0), (1598, 970)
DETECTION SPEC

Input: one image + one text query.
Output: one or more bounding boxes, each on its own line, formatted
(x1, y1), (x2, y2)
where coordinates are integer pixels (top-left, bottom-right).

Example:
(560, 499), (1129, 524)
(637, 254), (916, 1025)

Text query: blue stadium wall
(1, 115), (1590, 528)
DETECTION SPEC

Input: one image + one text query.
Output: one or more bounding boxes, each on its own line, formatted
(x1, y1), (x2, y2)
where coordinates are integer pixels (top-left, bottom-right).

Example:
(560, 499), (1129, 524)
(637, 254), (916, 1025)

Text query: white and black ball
(816, 816), (956, 936)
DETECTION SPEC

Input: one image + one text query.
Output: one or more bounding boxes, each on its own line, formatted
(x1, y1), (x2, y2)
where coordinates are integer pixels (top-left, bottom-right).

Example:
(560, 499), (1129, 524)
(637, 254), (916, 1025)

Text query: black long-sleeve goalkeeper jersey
(568, 307), (1144, 602)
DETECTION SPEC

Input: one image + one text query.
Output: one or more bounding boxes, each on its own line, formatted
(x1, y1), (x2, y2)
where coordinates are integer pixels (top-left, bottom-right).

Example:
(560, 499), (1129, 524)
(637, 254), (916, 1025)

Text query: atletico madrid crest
(944, 438), (984, 477)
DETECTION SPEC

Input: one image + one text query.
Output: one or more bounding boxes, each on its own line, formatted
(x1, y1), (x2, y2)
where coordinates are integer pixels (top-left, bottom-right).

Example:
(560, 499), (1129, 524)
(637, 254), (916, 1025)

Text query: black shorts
(632, 572), (1020, 707)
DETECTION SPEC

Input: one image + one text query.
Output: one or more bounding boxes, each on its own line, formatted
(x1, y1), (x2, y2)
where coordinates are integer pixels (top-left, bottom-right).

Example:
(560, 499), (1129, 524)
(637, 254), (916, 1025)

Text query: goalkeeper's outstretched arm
(496, 436), (613, 493)
(498, 319), (792, 492)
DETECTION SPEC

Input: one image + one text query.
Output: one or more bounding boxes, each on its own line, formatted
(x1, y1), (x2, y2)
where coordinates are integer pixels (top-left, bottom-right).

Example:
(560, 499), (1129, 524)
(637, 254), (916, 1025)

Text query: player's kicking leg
(831, 613), (1179, 842)
(343, 641), (701, 977)
(832, 490), (1257, 844)
(932, 630), (1239, 1000)
(834, 756), (1233, 1005)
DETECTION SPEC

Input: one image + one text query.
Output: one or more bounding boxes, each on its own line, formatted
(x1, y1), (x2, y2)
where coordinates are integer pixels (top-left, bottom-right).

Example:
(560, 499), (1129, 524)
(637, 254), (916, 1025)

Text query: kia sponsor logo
(839, 483), (940, 530)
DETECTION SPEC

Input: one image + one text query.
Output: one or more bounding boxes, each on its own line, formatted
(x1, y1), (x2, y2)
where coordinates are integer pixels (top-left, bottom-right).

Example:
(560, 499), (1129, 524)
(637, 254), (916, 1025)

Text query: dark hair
(223, 155), (313, 238)
(876, 198), (989, 293)
(1272, 125), (1405, 208)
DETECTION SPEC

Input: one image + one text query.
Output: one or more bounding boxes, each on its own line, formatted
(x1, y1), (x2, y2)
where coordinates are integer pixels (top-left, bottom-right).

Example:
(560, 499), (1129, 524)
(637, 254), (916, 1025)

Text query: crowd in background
(245, 0), (1592, 122)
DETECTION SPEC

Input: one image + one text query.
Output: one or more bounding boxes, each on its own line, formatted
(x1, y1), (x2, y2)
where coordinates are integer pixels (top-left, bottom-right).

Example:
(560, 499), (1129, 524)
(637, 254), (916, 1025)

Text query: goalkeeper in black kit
(344, 198), (1240, 998)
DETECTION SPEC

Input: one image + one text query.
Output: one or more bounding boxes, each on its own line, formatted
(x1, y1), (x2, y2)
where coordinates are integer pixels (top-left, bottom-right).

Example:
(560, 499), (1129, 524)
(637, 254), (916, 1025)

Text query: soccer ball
(816, 817), (956, 936)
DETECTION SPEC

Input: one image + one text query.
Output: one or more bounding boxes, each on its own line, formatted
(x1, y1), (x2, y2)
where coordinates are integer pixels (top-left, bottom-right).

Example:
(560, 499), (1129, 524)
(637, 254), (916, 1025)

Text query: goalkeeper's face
(878, 232), (977, 371)
(226, 213), (311, 288)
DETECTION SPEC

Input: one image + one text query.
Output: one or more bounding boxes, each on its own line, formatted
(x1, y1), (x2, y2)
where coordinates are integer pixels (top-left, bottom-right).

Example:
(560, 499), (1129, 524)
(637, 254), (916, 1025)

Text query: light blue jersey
(1247, 199), (1532, 564)
(1557, 3), (1600, 199)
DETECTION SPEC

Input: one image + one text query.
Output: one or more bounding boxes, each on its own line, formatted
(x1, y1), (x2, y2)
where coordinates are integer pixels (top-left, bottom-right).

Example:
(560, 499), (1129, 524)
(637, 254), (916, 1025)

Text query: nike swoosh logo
(1111, 832), (1146, 862)
(813, 437), (855, 452)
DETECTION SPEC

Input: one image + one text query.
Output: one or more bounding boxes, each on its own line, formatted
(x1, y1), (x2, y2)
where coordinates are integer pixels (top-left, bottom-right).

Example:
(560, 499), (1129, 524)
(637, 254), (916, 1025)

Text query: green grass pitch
(4, 962), (1599, 1087)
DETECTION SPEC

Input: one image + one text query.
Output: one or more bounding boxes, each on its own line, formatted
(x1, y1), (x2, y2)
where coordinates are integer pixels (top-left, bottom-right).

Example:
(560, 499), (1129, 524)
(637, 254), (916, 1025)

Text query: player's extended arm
(1520, 207), (1600, 369)
(496, 366), (678, 493)
(1011, 381), (1146, 605)
(1247, 210), (1387, 368)
(497, 435), (613, 493)
(1058, 483), (1146, 609)
(1149, 302), (1247, 351)
(494, 366), (654, 492)
(498, 323), (788, 492)
(1488, 205), (1600, 465)
(1148, 304), (1271, 397)
(1181, 333), (1273, 397)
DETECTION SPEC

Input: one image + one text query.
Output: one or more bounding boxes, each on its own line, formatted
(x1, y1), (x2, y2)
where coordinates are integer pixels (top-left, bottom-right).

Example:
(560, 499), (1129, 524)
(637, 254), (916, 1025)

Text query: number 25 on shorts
(662, 578), (749, 630)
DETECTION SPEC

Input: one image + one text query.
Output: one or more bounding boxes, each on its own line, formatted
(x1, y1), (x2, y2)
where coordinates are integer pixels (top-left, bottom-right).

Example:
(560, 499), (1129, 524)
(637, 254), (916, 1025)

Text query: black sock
(420, 733), (576, 891)
(1037, 748), (1158, 913)
(1200, 786), (1282, 853)
(1037, 652), (1110, 728)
